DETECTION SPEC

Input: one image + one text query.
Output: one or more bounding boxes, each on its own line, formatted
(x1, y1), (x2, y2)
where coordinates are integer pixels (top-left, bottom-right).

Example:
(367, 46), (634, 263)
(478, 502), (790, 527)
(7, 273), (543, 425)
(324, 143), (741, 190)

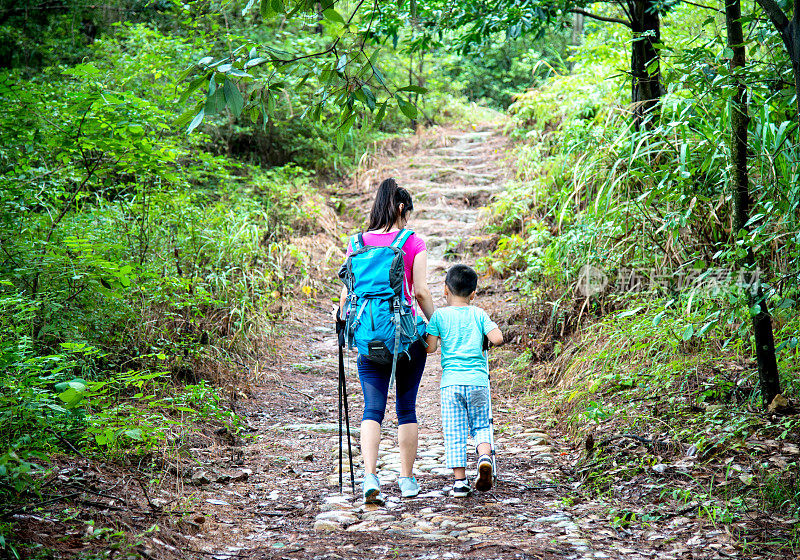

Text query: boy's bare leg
(361, 419), (381, 475)
(398, 422), (418, 478)
(477, 442), (491, 457)
(452, 467), (466, 480)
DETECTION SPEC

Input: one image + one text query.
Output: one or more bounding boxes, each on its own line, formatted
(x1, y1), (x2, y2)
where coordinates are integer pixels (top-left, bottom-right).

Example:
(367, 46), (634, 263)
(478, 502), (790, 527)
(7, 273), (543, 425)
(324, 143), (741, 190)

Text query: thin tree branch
(569, 8), (631, 28)
(753, 0), (791, 41)
(679, 0), (723, 13)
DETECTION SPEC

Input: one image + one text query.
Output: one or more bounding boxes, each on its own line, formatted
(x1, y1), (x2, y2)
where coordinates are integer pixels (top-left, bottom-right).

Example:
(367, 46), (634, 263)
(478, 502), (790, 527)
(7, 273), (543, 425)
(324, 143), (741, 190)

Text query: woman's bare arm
(412, 250), (435, 320)
(338, 286), (348, 314)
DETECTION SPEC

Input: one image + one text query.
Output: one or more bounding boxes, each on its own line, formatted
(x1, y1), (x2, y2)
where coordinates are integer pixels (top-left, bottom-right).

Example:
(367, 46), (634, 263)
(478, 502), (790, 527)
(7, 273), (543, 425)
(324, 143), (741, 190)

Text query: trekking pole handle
(335, 308), (346, 348)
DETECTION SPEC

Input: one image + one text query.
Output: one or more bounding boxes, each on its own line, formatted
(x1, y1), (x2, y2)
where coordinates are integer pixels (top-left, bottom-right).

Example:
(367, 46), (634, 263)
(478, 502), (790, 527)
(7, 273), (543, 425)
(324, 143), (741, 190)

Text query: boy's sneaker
(475, 455), (493, 492)
(363, 473), (385, 505)
(451, 479), (471, 497)
(398, 476), (420, 498)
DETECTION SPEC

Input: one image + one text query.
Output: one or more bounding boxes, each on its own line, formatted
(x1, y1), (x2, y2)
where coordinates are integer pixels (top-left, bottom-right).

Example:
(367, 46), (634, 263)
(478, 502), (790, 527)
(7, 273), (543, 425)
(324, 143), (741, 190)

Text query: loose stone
(315, 510), (358, 525)
(313, 520), (340, 532)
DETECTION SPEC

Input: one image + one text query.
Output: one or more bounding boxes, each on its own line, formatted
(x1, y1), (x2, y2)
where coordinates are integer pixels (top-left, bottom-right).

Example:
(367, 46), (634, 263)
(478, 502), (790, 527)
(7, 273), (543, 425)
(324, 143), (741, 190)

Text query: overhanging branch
(569, 8), (631, 28)
(753, 0), (791, 43)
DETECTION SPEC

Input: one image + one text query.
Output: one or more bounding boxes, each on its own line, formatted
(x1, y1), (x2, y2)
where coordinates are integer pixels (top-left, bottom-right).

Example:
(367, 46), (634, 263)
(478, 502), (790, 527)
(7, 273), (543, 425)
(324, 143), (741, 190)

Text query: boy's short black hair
(445, 264), (478, 297)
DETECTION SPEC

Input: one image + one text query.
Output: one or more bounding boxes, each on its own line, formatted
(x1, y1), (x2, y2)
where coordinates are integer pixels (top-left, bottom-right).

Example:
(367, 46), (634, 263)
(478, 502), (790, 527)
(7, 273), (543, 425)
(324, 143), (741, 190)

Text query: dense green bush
(0, 21), (336, 504)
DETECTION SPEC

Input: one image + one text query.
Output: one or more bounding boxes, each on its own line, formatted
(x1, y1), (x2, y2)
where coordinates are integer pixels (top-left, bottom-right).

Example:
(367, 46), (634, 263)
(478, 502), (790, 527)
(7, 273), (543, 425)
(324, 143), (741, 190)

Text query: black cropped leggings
(357, 340), (427, 425)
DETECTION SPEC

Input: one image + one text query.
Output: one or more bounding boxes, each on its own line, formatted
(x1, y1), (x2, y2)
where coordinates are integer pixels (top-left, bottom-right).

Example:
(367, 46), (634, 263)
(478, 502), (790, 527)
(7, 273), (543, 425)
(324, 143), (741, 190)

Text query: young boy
(425, 264), (503, 496)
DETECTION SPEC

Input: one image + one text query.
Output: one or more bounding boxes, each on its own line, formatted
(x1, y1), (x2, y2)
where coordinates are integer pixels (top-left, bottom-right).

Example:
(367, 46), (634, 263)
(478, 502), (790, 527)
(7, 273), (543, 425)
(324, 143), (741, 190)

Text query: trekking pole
(340, 353), (356, 495)
(338, 343), (343, 493)
(337, 316), (356, 495)
(483, 336), (498, 482)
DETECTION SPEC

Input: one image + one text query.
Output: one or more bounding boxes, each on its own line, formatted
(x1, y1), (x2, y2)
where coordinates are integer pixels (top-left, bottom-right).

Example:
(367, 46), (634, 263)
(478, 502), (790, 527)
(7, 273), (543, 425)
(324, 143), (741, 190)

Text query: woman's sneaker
(451, 479), (471, 497)
(475, 455), (493, 492)
(363, 473), (385, 505)
(398, 476), (420, 498)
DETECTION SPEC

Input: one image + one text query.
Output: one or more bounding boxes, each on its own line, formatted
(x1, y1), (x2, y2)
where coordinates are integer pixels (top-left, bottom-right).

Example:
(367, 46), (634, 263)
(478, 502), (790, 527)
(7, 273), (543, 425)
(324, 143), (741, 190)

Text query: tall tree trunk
(569, 12), (584, 72)
(629, 0), (661, 129)
(726, 0), (782, 407)
(572, 12), (584, 46)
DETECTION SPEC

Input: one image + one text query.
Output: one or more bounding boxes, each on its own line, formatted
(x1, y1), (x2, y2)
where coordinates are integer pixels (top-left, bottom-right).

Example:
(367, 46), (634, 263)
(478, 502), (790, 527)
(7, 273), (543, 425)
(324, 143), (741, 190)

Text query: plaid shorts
(440, 385), (492, 468)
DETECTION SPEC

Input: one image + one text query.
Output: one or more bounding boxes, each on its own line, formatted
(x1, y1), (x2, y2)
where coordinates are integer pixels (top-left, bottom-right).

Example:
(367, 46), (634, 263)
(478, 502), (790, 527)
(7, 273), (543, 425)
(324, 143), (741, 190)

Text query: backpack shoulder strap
(351, 233), (365, 252)
(390, 229), (414, 250)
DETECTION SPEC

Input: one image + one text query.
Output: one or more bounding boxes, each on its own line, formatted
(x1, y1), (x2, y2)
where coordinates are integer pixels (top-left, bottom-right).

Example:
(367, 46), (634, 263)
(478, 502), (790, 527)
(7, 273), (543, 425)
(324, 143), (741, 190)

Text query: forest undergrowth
(478, 13), (800, 553)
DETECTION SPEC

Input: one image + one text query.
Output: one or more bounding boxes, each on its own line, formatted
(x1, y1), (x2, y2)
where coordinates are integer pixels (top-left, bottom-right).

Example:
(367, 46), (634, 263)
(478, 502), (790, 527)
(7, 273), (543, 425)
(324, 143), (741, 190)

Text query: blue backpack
(338, 229), (423, 382)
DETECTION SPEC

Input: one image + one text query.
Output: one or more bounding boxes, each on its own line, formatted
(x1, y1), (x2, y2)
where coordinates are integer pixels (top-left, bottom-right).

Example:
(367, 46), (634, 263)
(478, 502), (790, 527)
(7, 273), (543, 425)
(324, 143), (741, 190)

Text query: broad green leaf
(175, 102), (203, 128)
(54, 379), (87, 392)
(323, 8), (345, 24)
(245, 57), (269, 69)
(217, 64), (252, 78)
(652, 311), (665, 326)
(271, 0), (285, 13)
(187, 109), (205, 133)
(227, 68), (253, 78)
(682, 324), (694, 340)
(179, 74), (209, 105)
(361, 86), (376, 110)
(124, 429), (143, 441)
(396, 85), (428, 94)
(58, 387), (83, 407)
(373, 65), (386, 86)
(697, 321), (715, 337)
(223, 79), (245, 117)
(617, 306), (644, 318)
(340, 112), (356, 134)
(395, 95), (417, 119)
(205, 88), (225, 114)
(336, 127), (345, 150)
(373, 100), (387, 127)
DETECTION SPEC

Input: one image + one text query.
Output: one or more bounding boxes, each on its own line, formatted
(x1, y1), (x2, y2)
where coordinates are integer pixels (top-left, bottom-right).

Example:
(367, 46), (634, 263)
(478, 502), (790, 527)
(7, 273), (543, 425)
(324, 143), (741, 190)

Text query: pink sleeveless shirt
(345, 230), (427, 313)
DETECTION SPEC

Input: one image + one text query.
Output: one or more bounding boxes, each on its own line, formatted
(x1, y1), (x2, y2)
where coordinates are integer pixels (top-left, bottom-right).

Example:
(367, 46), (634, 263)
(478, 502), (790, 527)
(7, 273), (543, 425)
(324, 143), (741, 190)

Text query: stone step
(414, 208), (479, 224)
(417, 184), (502, 197)
(433, 145), (487, 155)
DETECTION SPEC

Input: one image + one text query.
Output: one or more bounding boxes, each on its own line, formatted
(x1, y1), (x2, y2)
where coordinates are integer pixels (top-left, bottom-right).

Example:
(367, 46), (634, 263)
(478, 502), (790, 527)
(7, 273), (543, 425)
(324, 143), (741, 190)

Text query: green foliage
(487, 3), (800, 351)
(482, 6), (800, 548)
(0, 21), (332, 507)
(444, 34), (569, 108)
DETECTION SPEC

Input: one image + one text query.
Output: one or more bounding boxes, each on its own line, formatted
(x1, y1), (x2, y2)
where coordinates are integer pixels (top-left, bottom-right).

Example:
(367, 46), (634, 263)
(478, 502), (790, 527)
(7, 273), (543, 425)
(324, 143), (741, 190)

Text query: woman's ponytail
(367, 178), (413, 232)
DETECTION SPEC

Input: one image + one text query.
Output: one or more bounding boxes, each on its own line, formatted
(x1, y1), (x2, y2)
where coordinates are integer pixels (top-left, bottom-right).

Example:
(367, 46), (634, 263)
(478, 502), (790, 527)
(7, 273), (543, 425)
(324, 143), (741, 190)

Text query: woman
(338, 178), (435, 504)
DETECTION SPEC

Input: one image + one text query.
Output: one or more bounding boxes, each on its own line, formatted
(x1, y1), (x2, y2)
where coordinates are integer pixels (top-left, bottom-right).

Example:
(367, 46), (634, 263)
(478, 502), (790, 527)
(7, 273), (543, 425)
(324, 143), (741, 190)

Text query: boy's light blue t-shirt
(427, 305), (498, 388)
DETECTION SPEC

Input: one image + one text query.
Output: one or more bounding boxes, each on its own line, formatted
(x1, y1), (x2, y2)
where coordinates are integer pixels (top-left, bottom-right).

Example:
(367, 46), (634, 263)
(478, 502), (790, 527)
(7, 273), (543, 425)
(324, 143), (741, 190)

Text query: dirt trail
(183, 124), (743, 560)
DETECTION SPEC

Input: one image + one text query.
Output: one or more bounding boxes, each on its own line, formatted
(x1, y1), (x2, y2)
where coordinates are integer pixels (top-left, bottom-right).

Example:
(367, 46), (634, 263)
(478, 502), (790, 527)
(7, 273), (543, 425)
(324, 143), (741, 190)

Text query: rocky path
(179, 125), (743, 560)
